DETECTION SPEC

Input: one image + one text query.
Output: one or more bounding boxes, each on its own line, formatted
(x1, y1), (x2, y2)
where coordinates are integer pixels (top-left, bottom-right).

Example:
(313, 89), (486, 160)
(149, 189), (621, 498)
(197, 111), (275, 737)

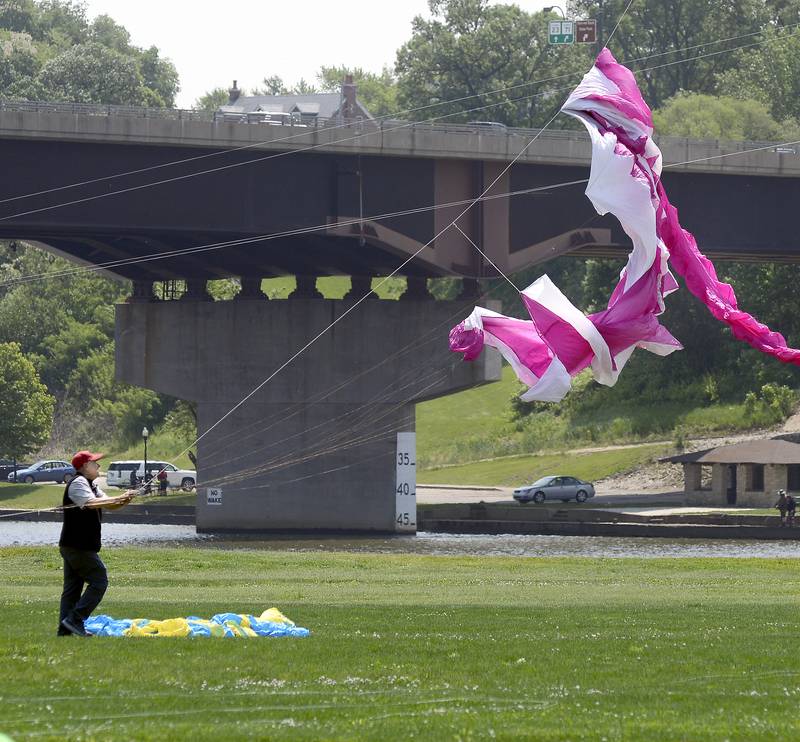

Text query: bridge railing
(0, 97), (590, 140)
(3, 98), (795, 155)
(0, 98), (218, 121)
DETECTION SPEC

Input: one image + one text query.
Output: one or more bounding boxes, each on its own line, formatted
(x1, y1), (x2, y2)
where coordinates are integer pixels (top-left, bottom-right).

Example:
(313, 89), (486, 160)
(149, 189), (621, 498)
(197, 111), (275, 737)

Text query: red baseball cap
(71, 451), (104, 469)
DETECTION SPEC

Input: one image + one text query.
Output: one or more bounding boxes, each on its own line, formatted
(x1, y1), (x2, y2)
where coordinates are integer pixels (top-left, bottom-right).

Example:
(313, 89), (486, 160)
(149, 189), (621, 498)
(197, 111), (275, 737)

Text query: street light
(142, 426), (149, 492)
(543, 5), (566, 18)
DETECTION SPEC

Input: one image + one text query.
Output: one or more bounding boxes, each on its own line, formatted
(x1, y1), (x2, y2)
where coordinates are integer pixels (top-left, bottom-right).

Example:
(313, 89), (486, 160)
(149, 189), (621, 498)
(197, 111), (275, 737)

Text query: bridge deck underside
(1, 139), (798, 280)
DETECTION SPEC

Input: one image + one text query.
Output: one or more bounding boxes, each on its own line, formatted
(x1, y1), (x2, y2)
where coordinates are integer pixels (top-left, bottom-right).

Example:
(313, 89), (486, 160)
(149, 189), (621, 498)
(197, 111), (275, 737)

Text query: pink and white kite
(449, 49), (800, 403)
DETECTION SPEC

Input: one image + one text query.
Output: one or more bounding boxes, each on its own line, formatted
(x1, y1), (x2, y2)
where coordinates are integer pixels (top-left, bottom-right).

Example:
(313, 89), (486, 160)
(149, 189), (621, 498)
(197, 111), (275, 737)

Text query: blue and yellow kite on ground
(84, 608), (309, 638)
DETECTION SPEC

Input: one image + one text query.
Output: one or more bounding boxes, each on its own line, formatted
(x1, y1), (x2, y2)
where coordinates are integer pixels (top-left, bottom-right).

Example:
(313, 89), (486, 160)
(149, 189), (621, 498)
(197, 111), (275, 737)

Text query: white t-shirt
(67, 475), (108, 508)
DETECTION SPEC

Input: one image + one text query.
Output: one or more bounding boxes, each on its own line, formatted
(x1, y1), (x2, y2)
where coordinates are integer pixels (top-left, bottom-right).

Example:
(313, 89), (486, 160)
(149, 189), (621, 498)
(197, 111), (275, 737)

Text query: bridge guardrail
(0, 97), (590, 140)
(2, 98), (793, 158)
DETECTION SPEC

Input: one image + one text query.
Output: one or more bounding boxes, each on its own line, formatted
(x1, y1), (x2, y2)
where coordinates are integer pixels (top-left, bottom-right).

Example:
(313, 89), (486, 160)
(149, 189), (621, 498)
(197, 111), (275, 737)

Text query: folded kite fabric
(450, 48), (800, 403)
(84, 607), (310, 638)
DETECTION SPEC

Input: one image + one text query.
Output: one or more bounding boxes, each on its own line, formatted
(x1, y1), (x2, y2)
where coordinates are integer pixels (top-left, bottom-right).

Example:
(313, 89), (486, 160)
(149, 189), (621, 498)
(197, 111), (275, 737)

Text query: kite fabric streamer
(450, 49), (800, 403)
(84, 608), (310, 638)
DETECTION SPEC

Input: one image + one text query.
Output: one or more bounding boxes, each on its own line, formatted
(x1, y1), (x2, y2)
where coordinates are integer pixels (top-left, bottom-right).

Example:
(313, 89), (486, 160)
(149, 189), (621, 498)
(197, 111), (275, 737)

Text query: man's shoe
(60, 617), (91, 637)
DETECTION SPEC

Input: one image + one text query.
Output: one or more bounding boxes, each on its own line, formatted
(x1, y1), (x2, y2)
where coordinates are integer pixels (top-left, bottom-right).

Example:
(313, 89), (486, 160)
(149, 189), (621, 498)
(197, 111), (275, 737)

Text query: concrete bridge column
(291, 275), (323, 299)
(458, 278), (481, 300)
(128, 280), (157, 303)
(344, 276), (377, 300)
(400, 276), (432, 300)
(235, 276), (267, 300)
(181, 279), (212, 302)
(116, 297), (499, 533)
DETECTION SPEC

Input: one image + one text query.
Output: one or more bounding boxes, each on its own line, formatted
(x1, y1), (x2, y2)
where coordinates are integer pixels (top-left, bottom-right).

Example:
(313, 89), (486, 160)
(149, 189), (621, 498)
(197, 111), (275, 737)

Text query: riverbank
(3, 500), (797, 540)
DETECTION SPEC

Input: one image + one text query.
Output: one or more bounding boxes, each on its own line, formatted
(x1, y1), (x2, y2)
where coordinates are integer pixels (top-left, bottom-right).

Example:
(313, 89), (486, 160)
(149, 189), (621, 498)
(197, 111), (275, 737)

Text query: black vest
(59, 476), (102, 552)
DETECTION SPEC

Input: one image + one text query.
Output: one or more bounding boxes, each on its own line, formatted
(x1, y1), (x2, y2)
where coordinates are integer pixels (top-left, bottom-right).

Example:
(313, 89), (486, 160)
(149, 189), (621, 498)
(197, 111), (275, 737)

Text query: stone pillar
(290, 275), (323, 299)
(683, 463), (702, 493)
(710, 464), (722, 496)
(127, 280), (157, 303)
(766, 463), (785, 494)
(116, 297), (500, 533)
(180, 279), (212, 302)
(736, 464), (747, 502)
(235, 276), (267, 301)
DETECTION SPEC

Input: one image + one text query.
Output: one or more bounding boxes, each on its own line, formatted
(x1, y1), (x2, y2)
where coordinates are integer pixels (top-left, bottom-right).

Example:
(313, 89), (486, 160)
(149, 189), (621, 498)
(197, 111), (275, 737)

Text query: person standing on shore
(787, 493), (797, 527)
(58, 451), (135, 637)
(775, 489), (789, 527)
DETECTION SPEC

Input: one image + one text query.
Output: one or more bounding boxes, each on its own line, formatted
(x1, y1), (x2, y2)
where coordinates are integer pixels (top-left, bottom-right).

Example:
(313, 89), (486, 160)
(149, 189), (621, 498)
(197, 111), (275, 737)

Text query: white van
(106, 460), (197, 490)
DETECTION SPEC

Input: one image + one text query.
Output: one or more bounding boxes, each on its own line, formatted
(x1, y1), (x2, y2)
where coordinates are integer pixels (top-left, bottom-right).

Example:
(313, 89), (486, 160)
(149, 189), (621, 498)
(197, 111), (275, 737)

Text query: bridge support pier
(116, 297), (499, 533)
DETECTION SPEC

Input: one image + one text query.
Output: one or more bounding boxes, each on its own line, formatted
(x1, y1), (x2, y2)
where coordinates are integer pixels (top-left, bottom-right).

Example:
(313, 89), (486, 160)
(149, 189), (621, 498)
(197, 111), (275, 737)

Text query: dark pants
(58, 546), (108, 635)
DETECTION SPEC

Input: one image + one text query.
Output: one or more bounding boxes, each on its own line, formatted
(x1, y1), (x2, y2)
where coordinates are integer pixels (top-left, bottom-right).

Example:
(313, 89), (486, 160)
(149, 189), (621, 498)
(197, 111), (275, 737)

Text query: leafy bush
(744, 384), (796, 426)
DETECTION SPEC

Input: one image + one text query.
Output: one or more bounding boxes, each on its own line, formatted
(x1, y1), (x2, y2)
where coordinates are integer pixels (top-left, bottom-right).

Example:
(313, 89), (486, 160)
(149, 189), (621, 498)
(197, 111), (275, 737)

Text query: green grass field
(2, 547), (800, 740)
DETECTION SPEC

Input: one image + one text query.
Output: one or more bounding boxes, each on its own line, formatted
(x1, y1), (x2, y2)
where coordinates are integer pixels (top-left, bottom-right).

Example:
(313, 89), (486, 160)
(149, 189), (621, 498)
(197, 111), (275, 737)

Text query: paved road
(417, 484), (685, 507)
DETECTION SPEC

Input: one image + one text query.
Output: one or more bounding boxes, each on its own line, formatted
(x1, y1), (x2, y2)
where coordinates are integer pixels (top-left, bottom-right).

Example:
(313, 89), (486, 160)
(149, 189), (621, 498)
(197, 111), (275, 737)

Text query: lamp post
(543, 5), (566, 18)
(142, 426), (149, 492)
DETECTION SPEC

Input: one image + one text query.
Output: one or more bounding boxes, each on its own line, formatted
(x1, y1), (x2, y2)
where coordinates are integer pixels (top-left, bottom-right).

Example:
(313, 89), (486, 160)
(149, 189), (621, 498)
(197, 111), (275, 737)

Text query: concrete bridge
(1, 100), (799, 286)
(1, 101), (798, 533)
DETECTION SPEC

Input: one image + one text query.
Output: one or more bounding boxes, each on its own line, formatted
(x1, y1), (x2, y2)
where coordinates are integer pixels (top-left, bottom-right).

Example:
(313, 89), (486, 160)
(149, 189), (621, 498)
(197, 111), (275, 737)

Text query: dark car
(513, 475), (596, 504)
(8, 460), (76, 484)
(0, 460), (31, 481)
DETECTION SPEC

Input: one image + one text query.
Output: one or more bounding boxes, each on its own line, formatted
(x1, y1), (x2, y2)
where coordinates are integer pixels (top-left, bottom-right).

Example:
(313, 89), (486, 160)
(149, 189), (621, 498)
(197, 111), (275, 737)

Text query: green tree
(0, 341), (55, 459)
(653, 93), (798, 141)
(62, 343), (170, 444)
(0, 0), (39, 37)
(715, 29), (800, 123)
(255, 75), (288, 95)
(569, 0), (793, 108)
(0, 2), (179, 107)
(0, 242), (127, 390)
(137, 45), (179, 108)
(250, 75), (318, 96)
(0, 30), (40, 95)
(89, 13), (130, 53)
(317, 65), (397, 117)
(291, 77), (318, 94)
(194, 86), (228, 111)
(35, 40), (147, 104)
(395, 0), (591, 128)
(32, 0), (88, 50)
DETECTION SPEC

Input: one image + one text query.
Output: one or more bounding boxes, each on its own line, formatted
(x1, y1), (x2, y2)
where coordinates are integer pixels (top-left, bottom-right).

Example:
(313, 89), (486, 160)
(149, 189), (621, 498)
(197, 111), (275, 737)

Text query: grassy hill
(417, 444), (667, 487)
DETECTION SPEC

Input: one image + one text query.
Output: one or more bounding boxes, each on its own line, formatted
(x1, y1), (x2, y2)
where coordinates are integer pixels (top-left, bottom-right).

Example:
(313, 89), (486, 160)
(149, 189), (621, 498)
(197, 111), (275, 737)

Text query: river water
(3, 521), (800, 558)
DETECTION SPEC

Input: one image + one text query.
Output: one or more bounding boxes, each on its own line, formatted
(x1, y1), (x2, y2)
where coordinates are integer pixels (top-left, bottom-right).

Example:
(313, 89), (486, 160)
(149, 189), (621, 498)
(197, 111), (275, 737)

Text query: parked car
(467, 120), (508, 134)
(245, 111), (306, 127)
(106, 460), (197, 491)
(513, 475), (595, 504)
(0, 460), (31, 481)
(8, 460), (75, 484)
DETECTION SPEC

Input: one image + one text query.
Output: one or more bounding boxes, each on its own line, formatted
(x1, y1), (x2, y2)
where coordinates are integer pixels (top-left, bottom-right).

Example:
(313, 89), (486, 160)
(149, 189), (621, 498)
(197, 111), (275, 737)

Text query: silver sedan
(513, 475), (596, 504)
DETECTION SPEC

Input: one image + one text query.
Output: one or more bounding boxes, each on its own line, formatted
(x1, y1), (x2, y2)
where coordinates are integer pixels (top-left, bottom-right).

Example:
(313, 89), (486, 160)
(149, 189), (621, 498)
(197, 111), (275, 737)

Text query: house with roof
(662, 438), (800, 506)
(217, 76), (373, 126)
